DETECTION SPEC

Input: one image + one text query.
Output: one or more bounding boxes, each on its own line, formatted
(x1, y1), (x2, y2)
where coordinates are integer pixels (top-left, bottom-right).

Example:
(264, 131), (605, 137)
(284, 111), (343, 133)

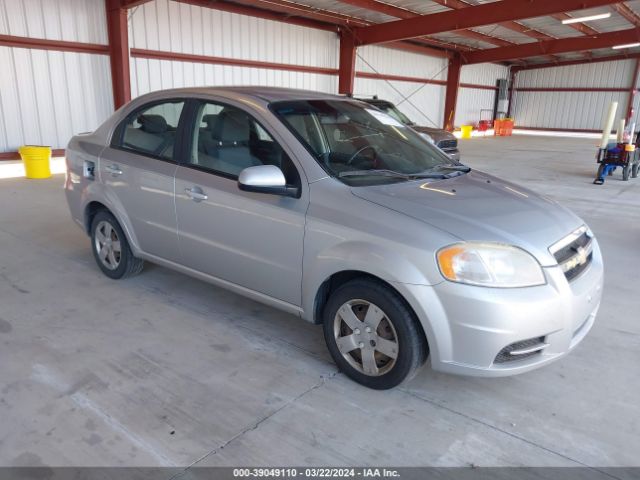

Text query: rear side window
(114, 101), (185, 161)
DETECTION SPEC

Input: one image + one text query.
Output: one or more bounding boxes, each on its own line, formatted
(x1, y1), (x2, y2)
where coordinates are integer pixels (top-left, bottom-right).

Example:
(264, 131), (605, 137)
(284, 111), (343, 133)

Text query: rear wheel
(322, 279), (427, 389)
(632, 163), (639, 179)
(91, 210), (143, 279)
(623, 164), (631, 181)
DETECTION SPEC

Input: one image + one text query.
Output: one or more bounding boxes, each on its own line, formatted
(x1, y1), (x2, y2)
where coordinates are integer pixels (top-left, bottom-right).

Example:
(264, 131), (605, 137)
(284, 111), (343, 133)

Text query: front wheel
(632, 163), (639, 179)
(623, 164), (631, 181)
(323, 279), (428, 389)
(91, 210), (144, 279)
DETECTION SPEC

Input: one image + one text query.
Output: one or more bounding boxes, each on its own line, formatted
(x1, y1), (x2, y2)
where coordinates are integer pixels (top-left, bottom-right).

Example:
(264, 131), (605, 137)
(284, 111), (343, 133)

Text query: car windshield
(271, 100), (455, 186)
(375, 103), (414, 126)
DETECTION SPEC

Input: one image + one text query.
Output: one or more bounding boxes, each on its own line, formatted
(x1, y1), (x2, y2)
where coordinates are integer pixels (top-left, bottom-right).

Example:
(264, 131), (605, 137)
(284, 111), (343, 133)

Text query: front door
(174, 100), (308, 306)
(100, 100), (186, 261)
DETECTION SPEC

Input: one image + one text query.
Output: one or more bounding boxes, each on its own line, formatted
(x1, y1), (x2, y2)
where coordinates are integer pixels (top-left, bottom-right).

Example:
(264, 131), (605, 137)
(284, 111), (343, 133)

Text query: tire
(623, 164), (631, 181)
(322, 279), (428, 389)
(90, 210), (144, 279)
(633, 163), (639, 179)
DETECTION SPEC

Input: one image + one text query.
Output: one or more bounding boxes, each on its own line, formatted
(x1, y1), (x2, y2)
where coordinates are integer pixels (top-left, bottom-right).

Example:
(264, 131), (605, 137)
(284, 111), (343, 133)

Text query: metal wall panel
(516, 60), (635, 89)
(129, 0), (338, 68)
(130, 57), (337, 98)
(357, 45), (448, 81)
(461, 63), (509, 86)
(513, 60), (636, 130)
(455, 88), (496, 127)
(0, 46), (113, 151)
(353, 77), (446, 129)
(512, 90), (630, 130)
(0, 0), (108, 44)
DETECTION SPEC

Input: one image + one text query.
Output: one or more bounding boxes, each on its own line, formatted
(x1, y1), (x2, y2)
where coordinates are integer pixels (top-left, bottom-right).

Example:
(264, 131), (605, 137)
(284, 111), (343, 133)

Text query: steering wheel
(346, 145), (378, 165)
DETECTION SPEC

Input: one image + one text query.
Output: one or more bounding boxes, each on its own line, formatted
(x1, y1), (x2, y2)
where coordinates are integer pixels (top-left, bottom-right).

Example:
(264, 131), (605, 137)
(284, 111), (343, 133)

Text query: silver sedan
(64, 87), (603, 389)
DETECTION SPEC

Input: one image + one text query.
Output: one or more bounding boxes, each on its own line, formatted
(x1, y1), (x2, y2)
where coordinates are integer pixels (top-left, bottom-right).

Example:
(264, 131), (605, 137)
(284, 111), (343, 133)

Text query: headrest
(138, 114), (168, 134)
(202, 114), (219, 131)
(218, 109), (251, 143)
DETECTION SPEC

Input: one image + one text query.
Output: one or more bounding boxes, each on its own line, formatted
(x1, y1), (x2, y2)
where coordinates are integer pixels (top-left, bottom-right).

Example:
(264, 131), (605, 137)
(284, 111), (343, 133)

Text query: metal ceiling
(223, 0), (640, 65)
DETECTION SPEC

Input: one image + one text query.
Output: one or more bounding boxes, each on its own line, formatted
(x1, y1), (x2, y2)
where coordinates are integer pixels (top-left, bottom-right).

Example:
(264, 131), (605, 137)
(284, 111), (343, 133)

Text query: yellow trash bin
(460, 125), (473, 139)
(18, 145), (52, 179)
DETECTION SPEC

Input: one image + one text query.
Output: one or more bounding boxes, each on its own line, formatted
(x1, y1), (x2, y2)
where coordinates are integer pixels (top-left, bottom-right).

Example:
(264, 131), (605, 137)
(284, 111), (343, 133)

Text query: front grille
(549, 227), (593, 281)
(437, 139), (458, 150)
(494, 336), (547, 364)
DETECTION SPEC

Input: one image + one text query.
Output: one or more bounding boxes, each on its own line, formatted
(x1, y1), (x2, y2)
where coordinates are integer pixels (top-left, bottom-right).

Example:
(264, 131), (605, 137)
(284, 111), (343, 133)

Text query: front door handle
(185, 187), (208, 202)
(105, 164), (123, 176)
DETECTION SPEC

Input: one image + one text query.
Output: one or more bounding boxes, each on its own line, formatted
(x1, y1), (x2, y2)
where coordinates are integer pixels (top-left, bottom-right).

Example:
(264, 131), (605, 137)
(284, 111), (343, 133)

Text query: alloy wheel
(333, 299), (399, 376)
(94, 220), (122, 271)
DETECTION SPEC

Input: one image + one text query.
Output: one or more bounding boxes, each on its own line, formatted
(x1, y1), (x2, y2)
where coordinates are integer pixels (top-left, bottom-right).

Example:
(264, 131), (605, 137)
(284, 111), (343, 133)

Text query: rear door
(174, 99), (308, 306)
(100, 99), (186, 261)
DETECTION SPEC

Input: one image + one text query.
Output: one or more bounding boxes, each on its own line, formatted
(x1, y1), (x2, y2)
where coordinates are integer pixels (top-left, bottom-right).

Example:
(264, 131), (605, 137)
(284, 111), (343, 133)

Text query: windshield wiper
(338, 169), (447, 179)
(429, 164), (471, 173)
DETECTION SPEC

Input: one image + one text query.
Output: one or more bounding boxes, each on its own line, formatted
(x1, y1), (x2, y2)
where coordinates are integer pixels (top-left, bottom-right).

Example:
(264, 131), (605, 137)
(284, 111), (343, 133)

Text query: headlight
(437, 242), (545, 288)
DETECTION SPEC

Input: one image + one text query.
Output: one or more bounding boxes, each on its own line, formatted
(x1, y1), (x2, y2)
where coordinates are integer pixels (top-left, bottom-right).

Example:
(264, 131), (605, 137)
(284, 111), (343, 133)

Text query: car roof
(137, 86), (347, 104)
(356, 98), (394, 107)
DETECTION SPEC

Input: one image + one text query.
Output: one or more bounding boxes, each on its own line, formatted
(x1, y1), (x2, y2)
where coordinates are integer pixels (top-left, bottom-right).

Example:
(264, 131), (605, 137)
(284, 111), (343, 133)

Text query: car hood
(350, 170), (584, 266)
(411, 126), (456, 144)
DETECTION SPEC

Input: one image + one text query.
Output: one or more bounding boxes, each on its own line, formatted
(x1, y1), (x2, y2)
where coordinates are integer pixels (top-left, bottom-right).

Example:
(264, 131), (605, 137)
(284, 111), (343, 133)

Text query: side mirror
(238, 165), (299, 198)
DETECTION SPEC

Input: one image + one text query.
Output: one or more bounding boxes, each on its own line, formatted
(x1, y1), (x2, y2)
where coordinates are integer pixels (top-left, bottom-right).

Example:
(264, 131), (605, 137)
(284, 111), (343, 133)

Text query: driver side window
(188, 101), (300, 187)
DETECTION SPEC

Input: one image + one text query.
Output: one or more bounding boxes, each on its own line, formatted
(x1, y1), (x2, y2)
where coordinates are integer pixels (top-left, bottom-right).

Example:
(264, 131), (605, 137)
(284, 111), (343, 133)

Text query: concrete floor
(0, 135), (639, 471)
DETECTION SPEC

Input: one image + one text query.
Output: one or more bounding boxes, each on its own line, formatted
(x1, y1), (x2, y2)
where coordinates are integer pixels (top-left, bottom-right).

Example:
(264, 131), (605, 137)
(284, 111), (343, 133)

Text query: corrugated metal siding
(455, 88), (496, 127)
(129, 0), (338, 68)
(355, 45), (448, 127)
(516, 60), (635, 89)
(131, 57), (336, 97)
(454, 64), (507, 126)
(461, 63), (509, 86)
(356, 45), (448, 81)
(0, 46), (113, 151)
(512, 60), (636, 130)
(353, 77), (445, 128)
(0, 0), (107, 44)
(512, 91), (630, 130)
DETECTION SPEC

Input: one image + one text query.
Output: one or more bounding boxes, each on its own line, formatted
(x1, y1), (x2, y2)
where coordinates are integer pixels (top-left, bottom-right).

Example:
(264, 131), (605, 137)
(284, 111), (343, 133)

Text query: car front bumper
(395, 238), (603, 376)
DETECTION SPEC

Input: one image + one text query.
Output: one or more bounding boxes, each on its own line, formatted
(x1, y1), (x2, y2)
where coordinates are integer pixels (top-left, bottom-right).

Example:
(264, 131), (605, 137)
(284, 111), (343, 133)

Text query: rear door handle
(185, 187), (208, 202)
(105, 164), (123, 176)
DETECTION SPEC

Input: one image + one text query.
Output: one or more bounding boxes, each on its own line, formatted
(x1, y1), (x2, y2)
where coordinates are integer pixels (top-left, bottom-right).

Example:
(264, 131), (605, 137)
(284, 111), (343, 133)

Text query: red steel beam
(338, 31), (357, 94)
(387, 41), (451, 58)
(131, 48), (339, 74)
(176, 0), (339, 31)
(611, 3), (640, 27)
(353, 0), (620, 46)
(0, 33), (109, 54)
(428, 0), (565, 62)
(338, 0), (515, 48)
(463, 27), (640, 64)
(443, 54), (462, 131)
(222, 0), (370, 27)
(178, 1), (462, 55)
(626, 57), (640, 120)
(551, 13), (600, 35)
(106, 0), (132, 109)
(121, 0), (152, 7)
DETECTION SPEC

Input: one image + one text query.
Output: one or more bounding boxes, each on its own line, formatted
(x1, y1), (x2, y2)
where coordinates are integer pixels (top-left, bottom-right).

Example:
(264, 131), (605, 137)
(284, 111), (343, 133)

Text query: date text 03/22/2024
(232, 468), (401, 478)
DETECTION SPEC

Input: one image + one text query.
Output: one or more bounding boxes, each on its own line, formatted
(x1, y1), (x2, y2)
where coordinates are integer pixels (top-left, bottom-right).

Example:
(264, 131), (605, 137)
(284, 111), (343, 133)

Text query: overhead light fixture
(562, 12), (611, 24)
(612, 42), (640, 49)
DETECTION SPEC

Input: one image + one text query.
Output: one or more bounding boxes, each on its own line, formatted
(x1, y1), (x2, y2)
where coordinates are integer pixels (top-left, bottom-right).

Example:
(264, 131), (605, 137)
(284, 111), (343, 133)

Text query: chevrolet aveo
(65, 87), (603, 389)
